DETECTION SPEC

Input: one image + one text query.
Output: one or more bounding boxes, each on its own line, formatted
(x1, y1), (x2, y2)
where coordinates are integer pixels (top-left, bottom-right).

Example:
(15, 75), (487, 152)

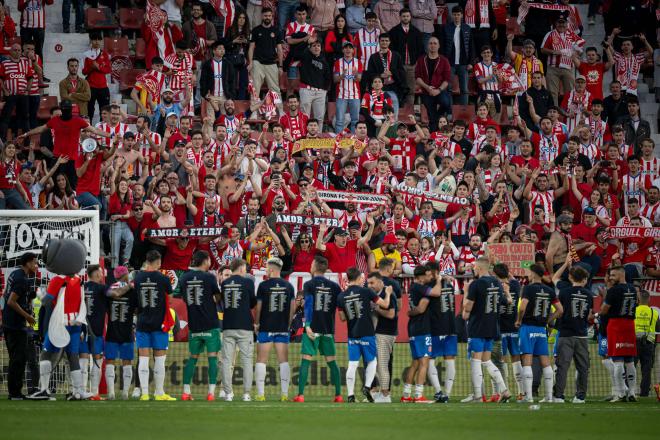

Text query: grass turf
(0, 398), (658, 440)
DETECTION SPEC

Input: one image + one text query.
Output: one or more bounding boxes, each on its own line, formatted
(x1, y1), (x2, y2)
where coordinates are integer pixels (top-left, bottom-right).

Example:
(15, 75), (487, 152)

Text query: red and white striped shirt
(436, 252), (457, 276)
(186, 147), (205, 169)
(279, 112), (309, 141)
(285, 21), (315, 67)
(429, 132), (461, 158)
(643, 247), (660, 294)
(562, 89), (591, 133)
(613, 51), (646, 95)
(641, 157), (660, 181)
(164, 52), (194, 91)
(483, 169), (503, 192)
(474, 62), (499, 92)
(332, 209), (363, 230)
(355, 28), (380, 67)
(206, 138), (231, 167)
(216, 114), (243, 138)
(641, 201), (660, 225)
(334, 57), (362, 100)
(579, 142), (599, 165)
(541, 29), (584, 70)
(95, 122), (129, 148)
(389, 136), (416, 176)
(28, 55), (41, 95)
(414, 217), (445, 238)
(451, 216), (477, 237)
(528, 189), (555, 224)
(19, 0), (49, 29)
(583, 117), (609, 150)
(0, 57), (33, 95)
(135, 131), (161, 176)
(209, 59), (225, 97)
(458, 246), (485, 266)
(365, 172), (398, 194)
(622, 173), (651, 214)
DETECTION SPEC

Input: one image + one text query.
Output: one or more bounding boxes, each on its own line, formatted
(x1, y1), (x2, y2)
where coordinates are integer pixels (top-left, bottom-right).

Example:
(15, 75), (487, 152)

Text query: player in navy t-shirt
(462, 259), (512, 403)
(254, 257), (296, 402)
(516, 263), (563, 403)
(337, 268), (392, 403)
(83, 264), (109, 400)
(180, 251), (222, 401)
(134, 250), (176, 401)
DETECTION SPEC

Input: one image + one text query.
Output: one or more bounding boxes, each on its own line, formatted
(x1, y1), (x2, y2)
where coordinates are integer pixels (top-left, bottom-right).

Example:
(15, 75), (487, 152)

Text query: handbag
(226, 52), (246, 67)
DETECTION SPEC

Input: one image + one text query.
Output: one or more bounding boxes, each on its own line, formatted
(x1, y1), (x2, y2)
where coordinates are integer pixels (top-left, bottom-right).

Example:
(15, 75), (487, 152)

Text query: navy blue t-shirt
(302, 276), (341, 334)
(498, 279), (521, 333)
(221, 275), (256, 331)
(429, 280), (456, 336)
(134, 270), (172, 332)
(521, 282), (557, 327)
(375, 287), (398, 336)
(408, 282), (432, 337)
(257, 277), (295, 333)
(466, 275), (503, 338)
(337, 285), (379, 339)
(180, 270), (221, 333)
(557, 286), (593, 337)
(604, 283), (637, 319)
(106, 288), (137, 343)
(2, 268), (32, 330)
(85, 281), (108, 337)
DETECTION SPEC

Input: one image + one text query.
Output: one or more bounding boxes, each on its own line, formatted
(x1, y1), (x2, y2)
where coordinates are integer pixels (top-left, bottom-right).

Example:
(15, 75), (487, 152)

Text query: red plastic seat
(133, 38), (146, 61)
(452, 104), (476, 123)
(85, 8), (118, 30)
(119, 8), (144, 30)
(118, 68), (145, 92)
(37, 96), (59, 120)
(104, 37), (130, 58)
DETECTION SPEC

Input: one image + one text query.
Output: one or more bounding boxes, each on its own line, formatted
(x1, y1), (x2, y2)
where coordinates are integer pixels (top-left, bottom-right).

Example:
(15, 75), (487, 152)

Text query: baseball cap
(347, 220), (361, 230)
(583, 206), (596, 216)
(334, 228), (349, 236)
(266, 257), (284, 268)
(342, 40), (354, 48)
(557, 214), (573, 224)
(162, 87), (174, 95)
(301, 163), (313, 171)
(166, 111), (178, 119)
(174, 139), (187, 148)
(113, 266), (129, 279)
(382, 234), (398, 245)
(575, 74), (586, 82)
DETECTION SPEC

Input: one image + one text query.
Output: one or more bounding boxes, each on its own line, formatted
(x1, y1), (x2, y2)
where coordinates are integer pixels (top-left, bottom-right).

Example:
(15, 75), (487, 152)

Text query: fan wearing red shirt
(279, 95), (309, 140)
(81, 32), (112, 120)
(565, 165), (592, 216)
(161, 236), (199, 271)
(571, 206), (599, 248)
(574, 47), (612, 100)
(593, 227), (620, 279)
(225, 172), (262, 224)
(509, 139), (540, 173)
(377, 114), (426, 180)
(316, 219), (374, 274)
(466, 104), (500, 140)
(75, 134), (118, 209)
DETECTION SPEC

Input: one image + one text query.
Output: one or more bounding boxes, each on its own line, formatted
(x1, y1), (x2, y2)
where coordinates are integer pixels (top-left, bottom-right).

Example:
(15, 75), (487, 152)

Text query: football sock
(403, 383), (412, 398)
(138, 356), (150, 395)
(279, 362), (290, 395)
(80, 357), (89, 393)
(484, 360), (506, 394)
(365, 360), (377, 388)
(39, 360), (52, 392)
(625, 362), (637, 396)
(154, 356), (166, 396)
(613, 362), (625, 397)
(470, 359), (483, 398)
(255, 362), (267, 396)
(445, 359), (456, 396)
(427, 362), (442, 393)
(122, 365), (133, 395)
(542, 366), (554, 400)
(91, 362), (101, 395)
(105, 364), (116, 396)
(183, 357), (198, 389)
(208, 356), (218, 387)
(71, 369), (83, 395)
(298, 359), (310, 395)
(602, 358), (616, 395)
(328, 360), (341, 396)
(513, 361), (523, 395)
(414, 384), (424, 398)
(523, 365), (533, 400)
(346, 361), (358, 396)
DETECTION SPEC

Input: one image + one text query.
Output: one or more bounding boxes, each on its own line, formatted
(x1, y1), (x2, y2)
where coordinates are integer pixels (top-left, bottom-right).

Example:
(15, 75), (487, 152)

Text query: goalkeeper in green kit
(293, 256), (344, 402)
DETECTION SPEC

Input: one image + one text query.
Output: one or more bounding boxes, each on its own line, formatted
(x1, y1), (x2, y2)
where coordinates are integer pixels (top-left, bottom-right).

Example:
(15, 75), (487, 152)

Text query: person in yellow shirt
(368, 234), (402, 275)
(634, 290), (658, 398)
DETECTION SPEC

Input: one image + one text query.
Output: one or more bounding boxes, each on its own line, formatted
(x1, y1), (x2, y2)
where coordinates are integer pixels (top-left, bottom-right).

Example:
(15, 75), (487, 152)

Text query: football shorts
(105, 341), (135, 360)
(43, 325), (82, 354)
(409, 334), (432, 359)
(431, 335), (458, 357)
(136, 330), (169, 350)
(606, 318), (636, 358)
(467, 337), (494, 354)
(348, 336), (377, 362)
(257, 331), (290, 344)
(301, 333), (336, 356)
(189, 328), (222, 354)
(501, 332), (521, 356)
(518, 325), (549, 356)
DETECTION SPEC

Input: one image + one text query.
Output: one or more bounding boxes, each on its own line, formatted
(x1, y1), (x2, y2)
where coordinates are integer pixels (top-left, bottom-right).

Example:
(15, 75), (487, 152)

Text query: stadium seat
(133, 38), (146, 61)
(85, 8), (118, 30)
(506, 17), (522, 36)
(452, 104), (475, 122)
(37, 96), (59, 120)
(8, 36), (21, 47)
(104, 37), (130, 58)
(118, 68), (145, 92)
(119, 8), (144, 30)
(399, 103), (414, 121)
(450, 75), (460, 96)
(234, 100), (251, 115)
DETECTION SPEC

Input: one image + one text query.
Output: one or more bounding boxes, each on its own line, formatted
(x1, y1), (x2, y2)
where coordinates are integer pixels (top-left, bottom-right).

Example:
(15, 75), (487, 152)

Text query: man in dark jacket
(415, 37), (451, 131)
(517, 71), (555, 131)
(299, 41), (332, 124)
(365, 33), (409, 119)
(439, 6), (474, 105)
(602, 80), (628, 124)
(388, 8), (425, 106)
(200, 41), (237, 120)
(616, 97), (651, 152)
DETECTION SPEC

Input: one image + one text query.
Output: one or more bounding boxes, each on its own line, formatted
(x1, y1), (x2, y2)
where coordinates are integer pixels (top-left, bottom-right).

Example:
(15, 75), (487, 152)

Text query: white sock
(279, 362), (290, 396)
(414, 384), (424, 398)
(39, 360), (52, 392)
(105, 364), (116, 396)
(427, 362), (442, 393)
(403, 383), (412, 397)
(513, 361), (523, 395)
(602, 358), (616, 395)
(71, 369), (83, 395)
(346, 361), (358, 396)
(625, 362), (637, 396)
(523, 365), (533, 400)
(365, 360), (377, 388)
(209, 384), (216, 395)
(79, 357), (89, 393)
(613, 362), (625, 397)
(470, 359), (483, 398)
(153, 356), (166, 396)
(122, 365), (132, 395)
(91, 362), (101, 395)
(484, 360), (507, 394)
(444, 359), (456, 396)
(138, 356), (150, 395)
(542, 366), (554, 400)
(255, 362), (267, 396)
(183, 384), (191, 394)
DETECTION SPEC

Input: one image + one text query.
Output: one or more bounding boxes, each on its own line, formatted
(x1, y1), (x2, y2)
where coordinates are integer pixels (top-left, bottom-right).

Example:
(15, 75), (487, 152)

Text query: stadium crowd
(0, 0), (660, 405)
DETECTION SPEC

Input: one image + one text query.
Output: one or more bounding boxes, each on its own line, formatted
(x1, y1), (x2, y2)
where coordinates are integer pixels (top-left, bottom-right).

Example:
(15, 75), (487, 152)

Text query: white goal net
(0, 210), (100, 396)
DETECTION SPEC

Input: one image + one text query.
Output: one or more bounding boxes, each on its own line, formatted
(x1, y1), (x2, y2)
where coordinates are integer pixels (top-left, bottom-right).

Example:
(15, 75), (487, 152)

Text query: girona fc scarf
(464, 0), (490, 28)
(517, 2), (569, 25)
(209, 0), (235, 38)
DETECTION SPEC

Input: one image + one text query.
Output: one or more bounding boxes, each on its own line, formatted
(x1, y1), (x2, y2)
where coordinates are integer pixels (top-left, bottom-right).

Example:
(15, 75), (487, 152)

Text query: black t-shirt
(466, 275), (502, 338)
(498, 279), (521, 333)
(106, 287), (137, 343)
(338, 286), (379, 339)
(250, 25), (283, 64)
(134, 270), (172, 332)
(429, 280), (456, 336)
(221, 275), (256, 331)
(383, 276), (402, 299)
(557, 286), (593, 337)
(521, 282), (557, 327)
(375, 287), (398, 336)
(605, 283), (637, 319)
(2, 268), (31, 330)
(257, 277), (295, 333)
(302, 276), (341, 334)
(408, 282), (432, 337)
(85, 281), (108, 337)
(180, 270), (221, 333)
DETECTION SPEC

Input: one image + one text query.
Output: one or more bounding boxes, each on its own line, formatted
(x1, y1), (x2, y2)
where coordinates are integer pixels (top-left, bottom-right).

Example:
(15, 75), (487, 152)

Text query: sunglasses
(299, 238), (310, 243)
(133, 207), (143, 211)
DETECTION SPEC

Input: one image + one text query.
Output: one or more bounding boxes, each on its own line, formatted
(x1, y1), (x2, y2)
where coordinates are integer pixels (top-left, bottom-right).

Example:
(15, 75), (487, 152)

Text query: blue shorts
(597, 334), (608, 357)
(43, 325), (82, 354)
(136, 330), (169, 350)
(518, 325), (549, 356)
(431, 335), (458, 357)
(105, 341), (135, 360)
(468, 337), (494, 354)
(501, 333), (521, 356)
(79, 334), (105, 355)
(409, 335), (432, 360)
(257, 332), (290, 344)
(348, 336), (377, 362)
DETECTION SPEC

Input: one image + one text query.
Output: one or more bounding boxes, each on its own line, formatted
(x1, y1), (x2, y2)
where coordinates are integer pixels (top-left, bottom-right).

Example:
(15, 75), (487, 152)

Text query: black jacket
(439, 22), (474, 66)
(199, 57), (237, 100)
(388, 23), (425, 66)
(299, 49), (331, 90)
(616, 115), (651, 151)
(364, 50), (409, 102)
(602, 94), (629, 124)
(517, 86), (555, 131)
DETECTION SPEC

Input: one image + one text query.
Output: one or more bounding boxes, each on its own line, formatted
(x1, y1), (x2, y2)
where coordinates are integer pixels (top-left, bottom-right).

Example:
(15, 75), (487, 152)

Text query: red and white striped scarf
(209, 0), (235, 38)
(385, 216), (410, 235)
(464, 0), (490, 28)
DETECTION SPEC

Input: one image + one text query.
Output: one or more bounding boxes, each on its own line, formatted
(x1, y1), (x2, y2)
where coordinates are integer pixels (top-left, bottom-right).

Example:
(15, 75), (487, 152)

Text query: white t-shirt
(160, 0), (182, 23)
(453, 26), (461, 65)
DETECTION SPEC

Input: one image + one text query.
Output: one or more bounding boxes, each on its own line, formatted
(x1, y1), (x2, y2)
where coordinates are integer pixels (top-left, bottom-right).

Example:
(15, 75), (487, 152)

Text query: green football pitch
(0, 399), (658, 440)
